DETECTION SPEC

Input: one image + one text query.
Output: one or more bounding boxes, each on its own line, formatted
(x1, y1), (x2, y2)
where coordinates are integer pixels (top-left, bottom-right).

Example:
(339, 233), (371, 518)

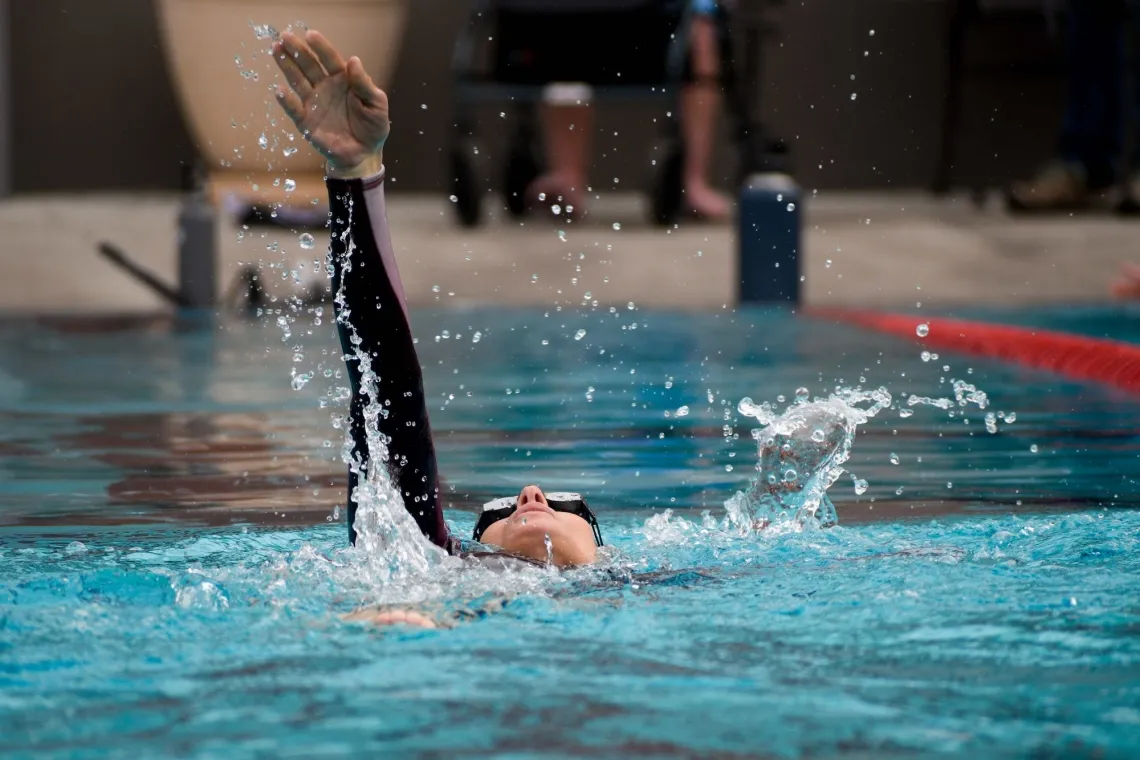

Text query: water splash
(726, 387), (893, 532)
(328, 192), (443, 584)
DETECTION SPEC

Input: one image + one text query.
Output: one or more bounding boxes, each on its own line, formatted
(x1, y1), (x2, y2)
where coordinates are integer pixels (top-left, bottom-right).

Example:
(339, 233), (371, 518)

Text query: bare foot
(527, 173), (587, 220)
(684, 182), (732, 221)
(1110, 263), (1140, 300)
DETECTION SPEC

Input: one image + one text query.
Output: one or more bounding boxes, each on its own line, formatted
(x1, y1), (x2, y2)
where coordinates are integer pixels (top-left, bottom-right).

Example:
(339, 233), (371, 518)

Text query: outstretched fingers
(306, 30), (346, 76)
(279, 30), (327, 87)
(273, 40), (311, 98)
(274, 85), (306, 128)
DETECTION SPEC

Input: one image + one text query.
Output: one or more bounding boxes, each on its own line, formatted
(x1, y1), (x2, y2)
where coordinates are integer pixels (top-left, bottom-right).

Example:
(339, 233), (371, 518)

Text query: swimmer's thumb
(348, 57), (381, 104)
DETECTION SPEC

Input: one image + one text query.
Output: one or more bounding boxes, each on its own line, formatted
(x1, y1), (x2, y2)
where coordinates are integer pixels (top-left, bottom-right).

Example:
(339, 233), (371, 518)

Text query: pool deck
(1, 190), (1136, 313)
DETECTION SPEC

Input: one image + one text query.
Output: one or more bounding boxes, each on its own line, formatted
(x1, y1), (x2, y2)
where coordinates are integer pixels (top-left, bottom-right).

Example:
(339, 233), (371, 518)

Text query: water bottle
(177, 185), (218, 308)
(737, 173), (802, 304)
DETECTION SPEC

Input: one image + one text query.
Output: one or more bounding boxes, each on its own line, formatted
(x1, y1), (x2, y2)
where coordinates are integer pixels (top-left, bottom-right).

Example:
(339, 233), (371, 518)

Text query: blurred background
(0, 0), (1135, 311)
(2, 0), (1064, 193)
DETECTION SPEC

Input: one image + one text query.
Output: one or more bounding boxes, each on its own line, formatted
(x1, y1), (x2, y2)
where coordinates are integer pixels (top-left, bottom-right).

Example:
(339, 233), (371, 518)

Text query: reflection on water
(1, 309), (1136, 530)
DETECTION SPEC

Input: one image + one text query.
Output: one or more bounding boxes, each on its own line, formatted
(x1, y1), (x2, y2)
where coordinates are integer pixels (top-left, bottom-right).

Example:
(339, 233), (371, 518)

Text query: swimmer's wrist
(326, 153), (384, 180)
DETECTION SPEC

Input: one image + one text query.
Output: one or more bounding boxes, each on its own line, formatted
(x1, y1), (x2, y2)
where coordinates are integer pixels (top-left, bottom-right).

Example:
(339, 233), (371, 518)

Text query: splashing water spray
(330, 193), (444, 582)
(726, 386), (893, 532)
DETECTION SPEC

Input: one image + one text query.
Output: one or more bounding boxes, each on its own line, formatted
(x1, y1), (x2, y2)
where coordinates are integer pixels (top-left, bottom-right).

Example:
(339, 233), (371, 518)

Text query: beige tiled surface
(0, 191), (1136, 313)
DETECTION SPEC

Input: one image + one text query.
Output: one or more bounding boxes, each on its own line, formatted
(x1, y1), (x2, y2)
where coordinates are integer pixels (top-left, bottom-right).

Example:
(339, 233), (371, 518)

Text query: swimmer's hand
(272, 29), (388, 179)
(343, 607), (438, 629)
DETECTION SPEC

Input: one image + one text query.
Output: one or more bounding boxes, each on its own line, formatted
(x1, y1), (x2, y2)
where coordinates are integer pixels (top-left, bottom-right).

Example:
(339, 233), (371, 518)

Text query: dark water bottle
(177, 186), (218, 309)
(737, 173), (802, 304)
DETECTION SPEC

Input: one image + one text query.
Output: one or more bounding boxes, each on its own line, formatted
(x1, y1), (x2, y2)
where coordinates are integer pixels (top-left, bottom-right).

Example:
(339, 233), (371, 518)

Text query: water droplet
(916, 323), (930, 337)
(946, 481), (953, 489)
(725, 464), (734, 472)
(1030, 444), (1039, 453)
(258, 133), (268, 149)
(921, 351), (932, 362)
(291, 374), (310, 390)
(627, 302), (636, 310)
(869, 29), (876, 36)
(574, 329), (587, 341)
(538, 192), (547, 202)
(1005, 412), (1017, 423)
(299, 233), (316, 250)
(612, 223), (622, 231)
(531, 274), (539, 283)
(449, 194), (458, 203)
(825, 259), (833, 268)
(784, 468), (798, 483)
(853, 478), (869, 495)
(795, 387), (810, 401)
(850, 93), (857, 101)
(283, 146), (298, 157)
(786, 202), (796, 212)
(284, 178), (296, 193)
(541, 339), (549, 346)
(899, 409), (914, 418)
(66, 541), (87, 555)
(431, 285), (440, 293)
(472, 331), (482, 343)
(895, 486), (904, 495)
(551, 204), (562, 215)
(674, 405), (690, 417)
(421, 103), (428, 110)
(811, 429), (826, 443)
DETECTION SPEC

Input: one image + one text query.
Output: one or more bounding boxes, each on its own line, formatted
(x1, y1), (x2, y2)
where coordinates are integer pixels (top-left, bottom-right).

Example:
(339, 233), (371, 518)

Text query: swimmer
(271, 30), (600, 568)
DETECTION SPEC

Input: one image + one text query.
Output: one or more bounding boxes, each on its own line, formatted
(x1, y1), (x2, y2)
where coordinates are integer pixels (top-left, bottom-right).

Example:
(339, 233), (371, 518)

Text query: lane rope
(810, 309), (1140, 394)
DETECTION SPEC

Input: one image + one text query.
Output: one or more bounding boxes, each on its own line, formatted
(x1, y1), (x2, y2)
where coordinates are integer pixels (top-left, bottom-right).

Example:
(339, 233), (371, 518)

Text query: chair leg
(933, 0), (969, 195)
(1117, 3), (1139, 213)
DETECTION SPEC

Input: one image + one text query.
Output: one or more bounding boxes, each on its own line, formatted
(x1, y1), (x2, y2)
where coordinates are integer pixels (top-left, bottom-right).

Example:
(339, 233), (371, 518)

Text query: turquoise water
(2, 307), (1139, 758)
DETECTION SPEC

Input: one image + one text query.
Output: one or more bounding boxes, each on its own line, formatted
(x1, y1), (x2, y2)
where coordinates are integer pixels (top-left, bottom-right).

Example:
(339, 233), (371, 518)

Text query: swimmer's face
(479, 485), (597, 567)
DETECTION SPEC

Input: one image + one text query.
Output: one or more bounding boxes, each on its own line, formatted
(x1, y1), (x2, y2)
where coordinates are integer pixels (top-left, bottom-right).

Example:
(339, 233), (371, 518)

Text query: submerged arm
(344, 598), (510, 629)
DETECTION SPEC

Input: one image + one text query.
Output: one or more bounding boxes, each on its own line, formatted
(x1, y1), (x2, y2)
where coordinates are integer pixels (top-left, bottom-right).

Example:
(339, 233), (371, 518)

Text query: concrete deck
(0, 191), (1136, 313)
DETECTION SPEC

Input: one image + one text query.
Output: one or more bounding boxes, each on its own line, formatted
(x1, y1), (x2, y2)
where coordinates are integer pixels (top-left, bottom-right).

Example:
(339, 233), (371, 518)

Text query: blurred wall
(9, 0), (1065, 194)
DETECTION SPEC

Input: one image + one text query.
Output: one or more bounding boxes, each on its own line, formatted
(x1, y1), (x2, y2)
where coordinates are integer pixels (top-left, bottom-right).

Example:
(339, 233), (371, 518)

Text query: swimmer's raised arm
(273, 30), (448, 549)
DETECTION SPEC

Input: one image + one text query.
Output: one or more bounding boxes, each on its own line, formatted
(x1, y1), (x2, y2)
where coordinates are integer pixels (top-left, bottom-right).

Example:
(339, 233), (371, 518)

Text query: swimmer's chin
(511, 510), (559, 531)
(487, 527), (596, 567)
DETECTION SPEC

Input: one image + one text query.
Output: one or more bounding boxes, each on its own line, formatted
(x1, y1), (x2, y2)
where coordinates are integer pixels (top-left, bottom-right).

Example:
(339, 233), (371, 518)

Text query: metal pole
(0, 0), (11, 198)
(1118, 0), (1139, 213)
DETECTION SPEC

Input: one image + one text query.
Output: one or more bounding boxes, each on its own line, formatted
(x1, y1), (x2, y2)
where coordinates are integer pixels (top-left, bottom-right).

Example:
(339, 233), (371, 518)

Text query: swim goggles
(472, 492), (604, 546)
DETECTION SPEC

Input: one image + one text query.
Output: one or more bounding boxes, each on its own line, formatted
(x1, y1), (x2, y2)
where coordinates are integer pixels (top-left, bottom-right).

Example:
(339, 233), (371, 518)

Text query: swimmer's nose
(518, 485), (547, 507)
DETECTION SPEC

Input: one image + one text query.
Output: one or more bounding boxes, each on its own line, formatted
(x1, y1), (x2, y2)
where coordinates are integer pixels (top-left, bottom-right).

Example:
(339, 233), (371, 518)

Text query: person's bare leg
(530, 101), (594, 217)
(682, 15), (731, 220)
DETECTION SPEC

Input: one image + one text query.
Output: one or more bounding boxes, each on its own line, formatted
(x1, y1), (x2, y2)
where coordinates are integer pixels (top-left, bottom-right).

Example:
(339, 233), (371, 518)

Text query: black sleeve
(325, 170), (450, 550)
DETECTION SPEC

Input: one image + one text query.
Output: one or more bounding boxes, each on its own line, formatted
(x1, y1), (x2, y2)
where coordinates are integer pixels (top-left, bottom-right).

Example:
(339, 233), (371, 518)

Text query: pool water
(2, 307), (1139, 758)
